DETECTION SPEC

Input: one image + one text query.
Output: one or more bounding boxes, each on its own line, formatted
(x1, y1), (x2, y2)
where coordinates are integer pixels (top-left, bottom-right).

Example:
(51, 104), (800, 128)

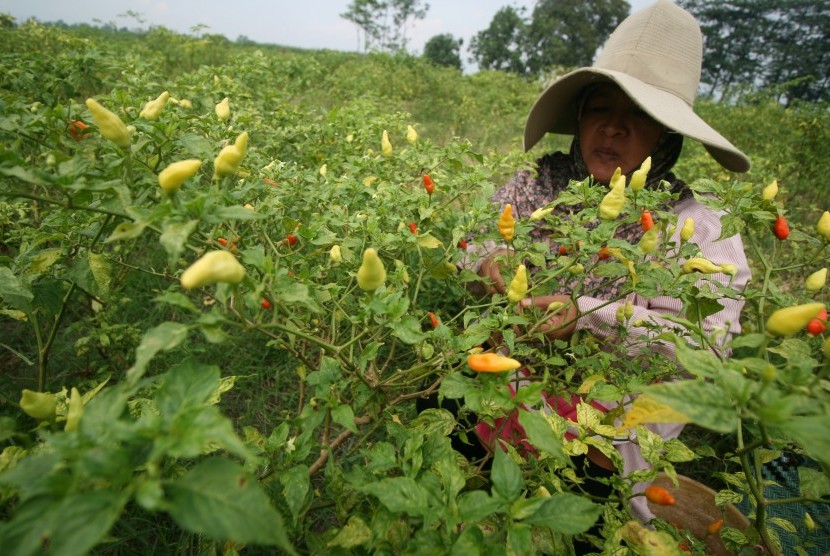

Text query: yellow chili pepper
(215, 97), (231, 121)
(615, 305), (626, 324)
(530, 206), (554, 222)
(213, 131), (249, 179)
(766, 302), (825, 337)
(180, 250), (246, 289)
(682, 257), (722, 274)
(507, 264), (528, 304)
(329, 245), (342, 263)
(85, 98), (131, 149)
(406, 125), (418, 144)
(624, 300), (634, 319)
(762, 179), (779, 201)
(498, 204), (515, 242)
(806, 268), (827, 292)
(65, 387), (83, 432)
(639, 226), (659, 255)
(629, 156), (651, 192)
(357, 247), (386, 291)
(381, 130), (393, 158)
(139, 91), (170, 120)
(467, 352), (521, 373)
(817, 211), (830, 240)
(158, 159), (201, 193)
(720, 263), (738, 276)
(680, 218), (695, 242)
(599, 168), (626, 220)
(19, 389), (56, 421)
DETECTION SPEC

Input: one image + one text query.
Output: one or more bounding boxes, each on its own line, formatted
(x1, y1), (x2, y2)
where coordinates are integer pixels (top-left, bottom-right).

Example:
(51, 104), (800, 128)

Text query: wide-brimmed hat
(523, 0), (750, 173)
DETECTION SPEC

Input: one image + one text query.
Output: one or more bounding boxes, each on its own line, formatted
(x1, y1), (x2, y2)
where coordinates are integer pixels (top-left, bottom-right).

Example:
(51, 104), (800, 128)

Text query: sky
(2, 0), (654, 61)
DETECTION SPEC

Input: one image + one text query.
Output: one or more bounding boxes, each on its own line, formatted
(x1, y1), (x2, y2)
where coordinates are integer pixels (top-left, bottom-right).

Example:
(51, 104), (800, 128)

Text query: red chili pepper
(68, 119), (90, 140)
(598, 246), (611, 260)
(458, 239), (468, 250)
(216, 237), (238, 250)
(559, 245), (570, 255)
(263, 177), (280, 187)
(422, 174), (435, 196)
(807, 308), (827, 335)
(285, 234), (298, 246)
(641, 209), (654, 232)
(774, 215), (790, 240)
(409, 222), (418, 234)
(644, 485), (676, 506)
(428, 312), (440, 329)
(261, 298), (272, 310)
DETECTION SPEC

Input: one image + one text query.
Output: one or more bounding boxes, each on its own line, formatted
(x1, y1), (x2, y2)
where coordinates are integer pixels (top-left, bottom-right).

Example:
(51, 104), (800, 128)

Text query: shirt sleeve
(575, 197), (751, 358)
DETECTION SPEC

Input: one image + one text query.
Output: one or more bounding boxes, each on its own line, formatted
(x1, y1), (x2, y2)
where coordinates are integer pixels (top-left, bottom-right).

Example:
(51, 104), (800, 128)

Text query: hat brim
(523, 68), (751, 173)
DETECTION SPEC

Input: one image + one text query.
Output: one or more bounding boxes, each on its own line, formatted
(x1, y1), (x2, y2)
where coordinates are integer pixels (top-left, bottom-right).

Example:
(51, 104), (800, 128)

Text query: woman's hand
(519, 294), (579, 340)
(472, 249), (510, 296)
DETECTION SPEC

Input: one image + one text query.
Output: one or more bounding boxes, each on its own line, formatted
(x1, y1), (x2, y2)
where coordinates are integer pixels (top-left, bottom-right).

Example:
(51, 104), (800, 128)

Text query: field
(1, 20), (829, 555)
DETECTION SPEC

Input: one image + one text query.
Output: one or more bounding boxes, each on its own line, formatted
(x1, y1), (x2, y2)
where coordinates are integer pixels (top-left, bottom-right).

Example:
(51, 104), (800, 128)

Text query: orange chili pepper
(428, 312), (440, 329)
(644, 486), (676, 506)
(422, 174), (435, 196)
(467, 352), (521, 373)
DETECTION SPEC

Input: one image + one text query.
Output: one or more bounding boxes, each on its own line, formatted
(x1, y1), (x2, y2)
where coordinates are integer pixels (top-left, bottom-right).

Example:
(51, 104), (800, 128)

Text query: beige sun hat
(523, 0), (750, 173)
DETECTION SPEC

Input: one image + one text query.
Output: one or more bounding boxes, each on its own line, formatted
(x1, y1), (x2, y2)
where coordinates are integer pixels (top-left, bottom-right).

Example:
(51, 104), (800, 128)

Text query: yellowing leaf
(576, 375), (606, 395)
(618, 395), (690, 432)
(416, 234), (442, 249)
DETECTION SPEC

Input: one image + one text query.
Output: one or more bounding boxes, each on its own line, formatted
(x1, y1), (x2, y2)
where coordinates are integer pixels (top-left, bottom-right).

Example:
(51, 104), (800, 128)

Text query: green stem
(1, 190), (129, 219)
(736, 420), (776, 553)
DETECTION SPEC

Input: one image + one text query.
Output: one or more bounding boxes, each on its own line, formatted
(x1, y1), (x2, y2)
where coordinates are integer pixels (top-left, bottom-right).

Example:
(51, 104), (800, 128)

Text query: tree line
(342, 0), (830, 104)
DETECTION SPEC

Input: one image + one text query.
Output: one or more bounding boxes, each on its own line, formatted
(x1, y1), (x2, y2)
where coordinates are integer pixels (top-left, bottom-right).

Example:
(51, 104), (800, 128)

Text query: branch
(308, 415), (372, 477)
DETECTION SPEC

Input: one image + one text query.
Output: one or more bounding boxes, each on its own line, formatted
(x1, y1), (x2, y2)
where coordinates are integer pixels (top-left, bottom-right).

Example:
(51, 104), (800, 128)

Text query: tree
(524, 0), (629, 74)
(468, 6), (528, 74)
(679, 0), (830, 104)
(341, 0), (429, 53)
(423, 33), (463, 70)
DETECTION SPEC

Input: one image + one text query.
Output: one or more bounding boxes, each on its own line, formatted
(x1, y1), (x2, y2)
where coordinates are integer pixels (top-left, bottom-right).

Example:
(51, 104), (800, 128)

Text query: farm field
(1, 19), (829, 555)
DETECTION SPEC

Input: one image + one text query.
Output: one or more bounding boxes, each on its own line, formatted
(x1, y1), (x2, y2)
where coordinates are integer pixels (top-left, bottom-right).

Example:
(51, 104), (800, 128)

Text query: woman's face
(578, 84), (664, 184)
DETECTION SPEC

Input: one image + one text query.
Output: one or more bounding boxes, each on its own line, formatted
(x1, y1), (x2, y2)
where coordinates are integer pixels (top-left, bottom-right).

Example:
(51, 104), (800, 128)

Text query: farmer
(468, 0), (751, 526)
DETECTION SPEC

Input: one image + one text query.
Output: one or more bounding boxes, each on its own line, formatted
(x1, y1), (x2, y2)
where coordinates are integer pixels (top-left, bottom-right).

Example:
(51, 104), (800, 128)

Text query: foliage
(679, 0), (830, 104)
(469, 6), (529, 75)
(468, 0), (629, 76)
(341, 0), (429, 53)
(524, 0), (629, 74)
(422, 33), (463, 70)
(0, 20), (829, 556)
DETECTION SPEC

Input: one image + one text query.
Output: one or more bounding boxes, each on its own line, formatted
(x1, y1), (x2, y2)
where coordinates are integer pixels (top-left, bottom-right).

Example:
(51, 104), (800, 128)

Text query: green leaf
(87, 252), (112, 295)
(0, 266), (33, 311)
(457, 489), (503, 522)
(155, 291), (199, 313)
(331, 403), (357, 433)
(523, 493), (601, 534)
(450, 524), (484, 556)
(0, 490), (127, 556)
(327, 515), (372, 549)
(411, 408), (456, 437)
(105, 221), (147, 242)
(361, 477), (429, 517)
(390, 315), (426, 345)
(643, 380), (738, 433)
(213, 206), (265, 220)
(798, 467), (830, 499)
(770, 416), (830, 471)
(491, 448), (523, 502)
(280, 465), (310, 523)
(439, 372), (474, 399)
(126, 322), (189, 384)
(167, 458), (294, 552)
(517, 409), (566, 461)
(155, 359), (221, 416)
(159, 220), (198, 266)
(673, 341), (724, 378)
(25, 248), (61, 274)
(507, 523), (532, 555)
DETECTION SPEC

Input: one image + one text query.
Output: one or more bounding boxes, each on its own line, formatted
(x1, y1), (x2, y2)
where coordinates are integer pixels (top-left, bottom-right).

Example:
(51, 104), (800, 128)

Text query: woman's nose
(600, 111), (628, 136)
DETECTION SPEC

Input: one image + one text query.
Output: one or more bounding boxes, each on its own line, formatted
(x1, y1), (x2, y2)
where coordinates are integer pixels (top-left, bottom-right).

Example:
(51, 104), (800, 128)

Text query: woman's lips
(594, 147), (619, 160)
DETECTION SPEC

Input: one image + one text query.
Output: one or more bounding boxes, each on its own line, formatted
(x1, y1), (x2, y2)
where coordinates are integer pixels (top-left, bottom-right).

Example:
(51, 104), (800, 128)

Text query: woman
(469, 0), (751, 524)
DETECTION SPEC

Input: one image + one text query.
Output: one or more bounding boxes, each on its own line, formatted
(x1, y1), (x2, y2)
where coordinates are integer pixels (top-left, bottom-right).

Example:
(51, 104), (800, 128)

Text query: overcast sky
(2, 0), (653, 59)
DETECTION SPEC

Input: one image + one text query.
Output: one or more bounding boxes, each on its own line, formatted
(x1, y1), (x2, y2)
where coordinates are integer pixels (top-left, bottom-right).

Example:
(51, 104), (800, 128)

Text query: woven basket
(647, 473), (755, 556)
